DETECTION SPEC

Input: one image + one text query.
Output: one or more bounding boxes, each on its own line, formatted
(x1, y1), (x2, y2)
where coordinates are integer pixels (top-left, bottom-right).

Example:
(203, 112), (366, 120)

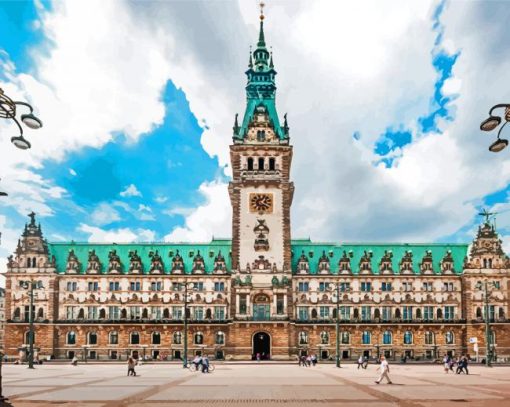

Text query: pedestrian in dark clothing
(127, 357), (136, 376)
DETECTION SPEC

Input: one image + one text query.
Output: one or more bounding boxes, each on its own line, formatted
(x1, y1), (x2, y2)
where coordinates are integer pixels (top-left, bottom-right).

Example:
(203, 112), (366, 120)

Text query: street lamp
(475, 281), (497, 367)
(480, 104), (510, 152)
(82, 345), (88, 364)
(329, 282), (347, 368)
(180, 282), (195, 368)
(0, 88), (43, 150)
(19, 280), (43, 369)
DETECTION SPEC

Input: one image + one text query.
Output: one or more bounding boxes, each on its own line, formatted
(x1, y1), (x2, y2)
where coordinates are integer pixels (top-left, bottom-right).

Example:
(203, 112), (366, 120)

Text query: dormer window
(257, 130), (266, 141)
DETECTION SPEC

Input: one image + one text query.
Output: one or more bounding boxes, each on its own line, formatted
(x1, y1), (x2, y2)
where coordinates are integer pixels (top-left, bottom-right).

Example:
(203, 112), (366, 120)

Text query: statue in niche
(86, 250), (101, 273)
(66, 249), (81, 272)
(108, 249), (122, 273)
(149, 250), (164, 273)
(128, 250), (142, 273)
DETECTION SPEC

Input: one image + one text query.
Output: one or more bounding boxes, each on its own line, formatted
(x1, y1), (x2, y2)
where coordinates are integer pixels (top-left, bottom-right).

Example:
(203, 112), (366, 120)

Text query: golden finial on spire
(259, 1), (265, 21)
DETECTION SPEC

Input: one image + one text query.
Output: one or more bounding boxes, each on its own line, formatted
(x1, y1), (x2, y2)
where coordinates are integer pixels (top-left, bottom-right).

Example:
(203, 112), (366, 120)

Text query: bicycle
(186, 361), (215, 372)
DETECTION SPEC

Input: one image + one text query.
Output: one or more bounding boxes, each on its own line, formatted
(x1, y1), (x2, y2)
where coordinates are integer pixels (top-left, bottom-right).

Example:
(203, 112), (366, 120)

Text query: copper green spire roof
(233, 6), (288, 143)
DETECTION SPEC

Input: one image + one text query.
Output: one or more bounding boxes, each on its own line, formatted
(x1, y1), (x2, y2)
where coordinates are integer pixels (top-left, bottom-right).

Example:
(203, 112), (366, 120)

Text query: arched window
(476, 307), (482, 319)
(215, 331), (225, 345)
(206, 309), (212, 319)
(320, 331), (329, 344)
(445, 331), (454, 344)
(32, 257), (37, 267)
(121, 309), (127, 319)
(299, 331), (308, 345)
(67, 331), (76, 345)
(403, 331), (413, 345)
(395, 309), (401, 319)
(353, 308), (359, 319)
(25, 331), (34, 344)
(362, 331), (371, 345)
(374, 308), (381, 319)
(258, 157), (265, 170)
(437, 308), (443, 319)
(247, 157), (254, 171)
(173, 331), (182, 344)
(88, 332), (97, 345)
(142, 308), (148, 319)
(78, 308), (85, 319)
(163, 308), (170, 319)
(109, 331), (118, 345)
(152, 332), (161, 345)
(37, 308), (44, 319)
(194, 332), (204, 345)
(269, 158), (276, 171)
(26, 258), (31, 268)
(130, 331), (140, 345)
(311, 308), (318, 319)
(424, 331), (435, 345)
(341, 331), (350, 344)
(382, 331), (392, 345)
(416, 308), (422, 319)
(13, 307), (21, 320)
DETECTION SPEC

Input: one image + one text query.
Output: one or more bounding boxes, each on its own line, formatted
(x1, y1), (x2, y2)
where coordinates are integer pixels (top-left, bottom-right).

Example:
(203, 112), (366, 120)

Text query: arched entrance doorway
(252, 332), (271, 360)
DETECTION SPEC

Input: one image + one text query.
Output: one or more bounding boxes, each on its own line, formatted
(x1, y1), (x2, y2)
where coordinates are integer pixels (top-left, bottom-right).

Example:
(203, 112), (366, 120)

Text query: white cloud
(120, 184), (142, 198)
(78, 223), (138, 243)
(162, 206), (195, 217)
(138, 204), (152, 212)
(164, 180), (231, 242)
(155, 196), (168, 204)
(91, 202), (121, 225)
(69, 168), (77, 176)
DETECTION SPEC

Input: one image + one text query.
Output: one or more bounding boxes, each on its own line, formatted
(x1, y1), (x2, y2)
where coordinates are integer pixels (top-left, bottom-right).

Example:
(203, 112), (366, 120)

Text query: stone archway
(252, 331), (271, 360)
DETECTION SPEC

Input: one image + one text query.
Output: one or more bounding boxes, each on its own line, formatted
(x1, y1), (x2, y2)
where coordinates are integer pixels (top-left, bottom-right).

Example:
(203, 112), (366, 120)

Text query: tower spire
(258, 1), (266, 48)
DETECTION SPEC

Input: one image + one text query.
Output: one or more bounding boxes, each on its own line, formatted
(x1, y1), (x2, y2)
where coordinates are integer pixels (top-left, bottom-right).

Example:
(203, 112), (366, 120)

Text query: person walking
(127, 356), (137, 376)
(357, 355), (364, 369)
(192, 354), (202, 371)
(462, 355), (469, 375)
(201, 354), (210, 373)
(311, 354), (317, 366)
(71, 356), (78, 366)
(375, 356), (392, 384)
(363, 355), (369, 369)
(443, 355), (450, 374)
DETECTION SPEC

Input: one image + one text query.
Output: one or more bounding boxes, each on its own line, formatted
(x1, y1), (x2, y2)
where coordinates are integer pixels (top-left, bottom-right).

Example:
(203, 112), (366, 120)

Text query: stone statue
(149, 250), (164, 273)
(128, 250), (142, 273)
(86, 250), (101, 273)
(108, 249), (122, 272)
(66, 249), (81, 272)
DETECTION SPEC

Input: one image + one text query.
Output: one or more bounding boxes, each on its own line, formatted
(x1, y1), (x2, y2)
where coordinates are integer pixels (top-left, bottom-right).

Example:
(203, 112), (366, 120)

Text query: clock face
(249, 193), (273, 213)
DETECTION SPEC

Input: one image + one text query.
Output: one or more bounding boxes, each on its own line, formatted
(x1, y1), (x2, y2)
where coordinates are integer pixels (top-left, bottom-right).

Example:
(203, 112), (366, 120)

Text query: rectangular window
(129, 306), (141, 319)
(402, 306), (413, 321)
(381, 306), (392, 321)
(109, 281), (120, 291)
(150, 281), (162, 291)
(319, 306), (330, 319)
(298, 282), (309, 292)
(151, 306), (162, 320)
(276, 294), (284, 315)
(298, 307), (309, 321)
(130, 281), (141, 291)
(361, 306), (371, 321)
(214, 282), (225, 292)
(67, 281), (77, 291)
(194, 307), (204, 320)
(340, 282), (350, 292)
(423, 306), (434, 320)
(88, 281), (98, 291)
(214, 306), (225, 320)
(402, 282), (412, 292)
(444, 306), (455, 320)
(381, 282), (392, 291)
(108, 306), (120, 320)
(423, 282), (433, 292)
(239, 295), (247, 315)
(172, 306), (183, 320)
(193, 282), (204, 291)
(361, 282), (371, 292)
(493, 281), (501, 289)
(319, 282), (329, 292)
(66, 306), (77, 319)
(340, 306), (351, 321)
(87, 306), (98, 320)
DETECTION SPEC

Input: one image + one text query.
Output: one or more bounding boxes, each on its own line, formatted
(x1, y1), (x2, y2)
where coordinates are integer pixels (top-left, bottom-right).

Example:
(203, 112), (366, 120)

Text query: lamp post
(19, 280), (43, 369)
(181, 282), (195, 368)
(480, 104), (510, 152)
(142, 344), (148, 362)
(0, 88), (43, 150)
(329, 282), (344, 368)
(475, 281), (497, 367)
(82, 345), (88, 364)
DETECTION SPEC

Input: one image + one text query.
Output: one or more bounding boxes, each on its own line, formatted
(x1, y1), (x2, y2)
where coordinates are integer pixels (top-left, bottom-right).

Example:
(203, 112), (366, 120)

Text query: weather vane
(260, 1), (265, 20)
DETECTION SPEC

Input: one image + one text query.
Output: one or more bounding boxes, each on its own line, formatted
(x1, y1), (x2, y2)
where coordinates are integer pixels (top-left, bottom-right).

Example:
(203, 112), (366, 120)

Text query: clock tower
(229, 8), (294, 280)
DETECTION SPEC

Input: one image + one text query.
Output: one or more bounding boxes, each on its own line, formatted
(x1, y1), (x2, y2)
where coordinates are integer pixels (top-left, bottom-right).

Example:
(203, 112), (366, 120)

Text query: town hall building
(2, 10), (510, 362)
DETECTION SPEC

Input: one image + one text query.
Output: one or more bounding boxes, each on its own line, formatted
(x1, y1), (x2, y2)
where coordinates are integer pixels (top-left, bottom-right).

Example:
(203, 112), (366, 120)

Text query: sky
(1, 0), (510, 281)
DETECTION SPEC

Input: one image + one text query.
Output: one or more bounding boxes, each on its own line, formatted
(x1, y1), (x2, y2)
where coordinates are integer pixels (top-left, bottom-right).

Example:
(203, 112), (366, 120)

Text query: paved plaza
(2, 362), (510, 406)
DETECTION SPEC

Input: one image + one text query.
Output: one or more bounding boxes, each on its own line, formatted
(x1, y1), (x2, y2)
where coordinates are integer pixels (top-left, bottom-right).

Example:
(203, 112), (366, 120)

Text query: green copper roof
(290, 241), (469, 275)
(48, 239), (232, 275)
(47, 239), (469, 275)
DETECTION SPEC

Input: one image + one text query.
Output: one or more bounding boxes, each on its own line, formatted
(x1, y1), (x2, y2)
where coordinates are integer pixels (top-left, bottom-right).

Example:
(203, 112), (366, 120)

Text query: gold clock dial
(249, 193), (273, 213)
